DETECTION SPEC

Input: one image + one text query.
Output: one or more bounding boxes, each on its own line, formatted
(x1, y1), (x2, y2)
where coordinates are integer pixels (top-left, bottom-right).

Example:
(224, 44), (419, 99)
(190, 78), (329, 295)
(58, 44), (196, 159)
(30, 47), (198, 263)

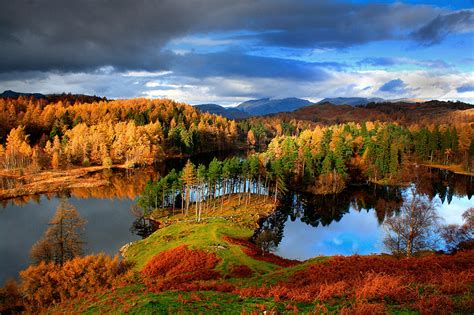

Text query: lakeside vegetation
(0, 96), (472, 202)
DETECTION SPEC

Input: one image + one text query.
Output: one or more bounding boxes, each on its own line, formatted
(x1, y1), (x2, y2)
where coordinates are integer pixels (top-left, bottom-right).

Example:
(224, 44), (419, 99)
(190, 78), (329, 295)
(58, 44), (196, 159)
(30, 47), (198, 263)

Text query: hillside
(271, 100), (474, 124)
(9, 195), (473, 314)
(237, 97), (312, 116)
(316, 97), (425, 106)
(195, 104), (250, 119)
(317, 97), (384, 106)
(0, 90), (107, 104)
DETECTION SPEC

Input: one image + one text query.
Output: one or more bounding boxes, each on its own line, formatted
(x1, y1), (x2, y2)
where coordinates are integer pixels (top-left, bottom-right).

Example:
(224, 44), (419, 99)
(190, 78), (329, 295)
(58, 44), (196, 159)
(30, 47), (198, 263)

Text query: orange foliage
(417, 295), (454, 315)
(19, 254), (132, 312)
(234, 250), (474, 311)
(0, 280), (23, 313)
(317, 281), (350, 302)
(340, 302), (387, 315)
(228, 264), (253, 278)
(223, 236), (299, 267)
(429, 270), (474, 295)
(141, 245), (221, 292)
(355, 273), (412, 303)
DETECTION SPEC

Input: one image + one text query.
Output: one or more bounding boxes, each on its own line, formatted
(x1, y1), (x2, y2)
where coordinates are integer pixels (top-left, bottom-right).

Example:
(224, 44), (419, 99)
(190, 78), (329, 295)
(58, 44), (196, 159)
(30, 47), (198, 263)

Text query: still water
(256, 168), (473, 260)
(0, 164), (472, 285)
(0, 195), (140, 285)
(0, 153), (239, 285)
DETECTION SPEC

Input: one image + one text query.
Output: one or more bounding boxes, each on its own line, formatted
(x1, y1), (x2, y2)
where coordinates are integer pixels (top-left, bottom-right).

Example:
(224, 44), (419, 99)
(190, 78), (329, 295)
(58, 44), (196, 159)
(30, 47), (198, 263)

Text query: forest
(0, 96), (240, 170)
(138, 120), (474, 219)
(0, 96), (473, 202)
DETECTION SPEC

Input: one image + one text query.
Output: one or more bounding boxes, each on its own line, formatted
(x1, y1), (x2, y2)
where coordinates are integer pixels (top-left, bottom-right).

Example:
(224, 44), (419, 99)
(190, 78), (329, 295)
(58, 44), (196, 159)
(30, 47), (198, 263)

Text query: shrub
(417, 295), (453, 315)
(340, 302), (387, 315)
(234, 250), (474, 311)
(318, 281), (349, 301)
(19, 254), (132, 312)
(102, 156), (113, 168)
(141, 245), (221, 292)
(431, 270), (474, 295)
(228, 264), (253, 278)
(355, 273), (412, 303)
(81, 156), (90, 166)
(0, 280), (24, 313)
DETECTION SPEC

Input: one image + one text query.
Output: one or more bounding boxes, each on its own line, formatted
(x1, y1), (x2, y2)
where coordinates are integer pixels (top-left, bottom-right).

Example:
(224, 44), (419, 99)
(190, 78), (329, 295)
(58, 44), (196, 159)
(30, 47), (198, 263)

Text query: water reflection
(1, 150), (245, 208)
(1, 163), (471, 283)
(130, 217), (158, 238)
(0, 151), (245, 285)
(255, 168), (473, 260)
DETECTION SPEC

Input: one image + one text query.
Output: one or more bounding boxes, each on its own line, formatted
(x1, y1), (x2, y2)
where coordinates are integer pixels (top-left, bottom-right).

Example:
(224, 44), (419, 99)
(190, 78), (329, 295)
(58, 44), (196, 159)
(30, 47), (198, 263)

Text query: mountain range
(271, 100), (473, 125)
(194, 104), (251, 119)
(0, 90), (107, 103)
(194, 97), (427, 119)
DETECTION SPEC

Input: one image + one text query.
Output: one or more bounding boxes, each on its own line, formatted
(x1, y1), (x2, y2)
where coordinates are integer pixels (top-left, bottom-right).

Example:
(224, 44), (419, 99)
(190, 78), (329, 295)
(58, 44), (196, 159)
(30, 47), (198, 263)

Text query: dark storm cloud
(0, 0), (467, 75)
(379, 79), (408, 93)
(168, 51), (339, 80)
(411, 10), (474, 45)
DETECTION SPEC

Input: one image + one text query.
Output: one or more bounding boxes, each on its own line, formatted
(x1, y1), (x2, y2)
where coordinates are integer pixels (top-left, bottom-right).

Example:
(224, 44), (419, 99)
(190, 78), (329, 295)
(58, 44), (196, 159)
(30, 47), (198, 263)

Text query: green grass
(125, 218), (280, 276)
(57, 287), (319, 314)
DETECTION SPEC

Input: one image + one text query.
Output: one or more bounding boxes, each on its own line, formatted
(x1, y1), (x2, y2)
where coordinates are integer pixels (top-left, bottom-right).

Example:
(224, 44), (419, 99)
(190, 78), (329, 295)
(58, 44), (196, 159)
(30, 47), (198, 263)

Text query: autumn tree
(20, 254), (131, 313)
(3, 126), (32, 169)
(247, 129), (256, 148)
(181, 160), (196, 215)
(31, 198), (86, 265)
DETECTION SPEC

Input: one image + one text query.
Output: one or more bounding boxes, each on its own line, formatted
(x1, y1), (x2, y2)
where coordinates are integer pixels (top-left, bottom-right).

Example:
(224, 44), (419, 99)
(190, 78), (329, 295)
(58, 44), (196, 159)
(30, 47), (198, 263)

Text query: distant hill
(237, 97), (313, 116)
(0, 90), (46, 99)
(0, 90), (107, 104)
(316, 97), (425, 106)
(270, 100), (474, 124)
(195, 104), (250, 120)
(386, 98), (426, 103)
(317, 97), (384, 106)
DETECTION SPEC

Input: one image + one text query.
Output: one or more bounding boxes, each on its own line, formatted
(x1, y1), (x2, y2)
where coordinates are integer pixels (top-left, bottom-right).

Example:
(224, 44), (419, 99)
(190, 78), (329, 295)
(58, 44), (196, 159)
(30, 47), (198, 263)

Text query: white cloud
(123, 70), (173, 77)
(169, 35), (238, 47)
(1, 68), (473, 104)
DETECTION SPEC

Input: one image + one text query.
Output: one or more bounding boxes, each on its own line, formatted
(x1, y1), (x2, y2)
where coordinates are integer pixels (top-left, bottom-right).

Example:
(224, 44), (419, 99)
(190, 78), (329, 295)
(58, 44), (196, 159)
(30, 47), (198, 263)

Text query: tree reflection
(253, 167), (472, 251)
(130, 217), (157, 238)
(129, 204), (157, 238)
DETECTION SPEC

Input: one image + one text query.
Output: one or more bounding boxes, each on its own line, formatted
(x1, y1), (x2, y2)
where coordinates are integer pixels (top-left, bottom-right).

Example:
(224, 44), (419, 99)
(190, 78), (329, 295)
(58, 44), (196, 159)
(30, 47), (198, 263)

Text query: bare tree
(440, 208), (474, 253)
(31, 198), (86, 265)
(383, 188), (440, 257)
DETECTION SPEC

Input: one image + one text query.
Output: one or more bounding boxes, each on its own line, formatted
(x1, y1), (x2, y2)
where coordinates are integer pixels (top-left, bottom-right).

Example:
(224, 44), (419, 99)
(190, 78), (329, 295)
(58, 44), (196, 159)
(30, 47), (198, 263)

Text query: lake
(255, 168), (473, 260)
(0, 164), (472, 285)
(0, 152), (240, 285)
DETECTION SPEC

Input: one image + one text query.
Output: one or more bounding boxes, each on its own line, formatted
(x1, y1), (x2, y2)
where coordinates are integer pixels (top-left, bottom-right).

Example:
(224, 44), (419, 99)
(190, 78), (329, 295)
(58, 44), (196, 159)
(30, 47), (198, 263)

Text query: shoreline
(1, 159), (472, 202)
(0, 165), (116, 201)
(0, 149), (247, 201)
(416, 162), (474, 177)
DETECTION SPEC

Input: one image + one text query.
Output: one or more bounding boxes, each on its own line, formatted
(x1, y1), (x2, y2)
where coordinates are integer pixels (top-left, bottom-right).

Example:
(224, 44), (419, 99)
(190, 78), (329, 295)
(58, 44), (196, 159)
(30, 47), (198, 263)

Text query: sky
(0, 0), (473, 105)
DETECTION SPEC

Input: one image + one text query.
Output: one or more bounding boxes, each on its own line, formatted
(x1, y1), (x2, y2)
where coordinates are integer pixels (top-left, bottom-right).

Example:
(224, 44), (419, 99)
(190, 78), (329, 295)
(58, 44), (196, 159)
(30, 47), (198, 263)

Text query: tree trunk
(274, 180), (278, 204)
